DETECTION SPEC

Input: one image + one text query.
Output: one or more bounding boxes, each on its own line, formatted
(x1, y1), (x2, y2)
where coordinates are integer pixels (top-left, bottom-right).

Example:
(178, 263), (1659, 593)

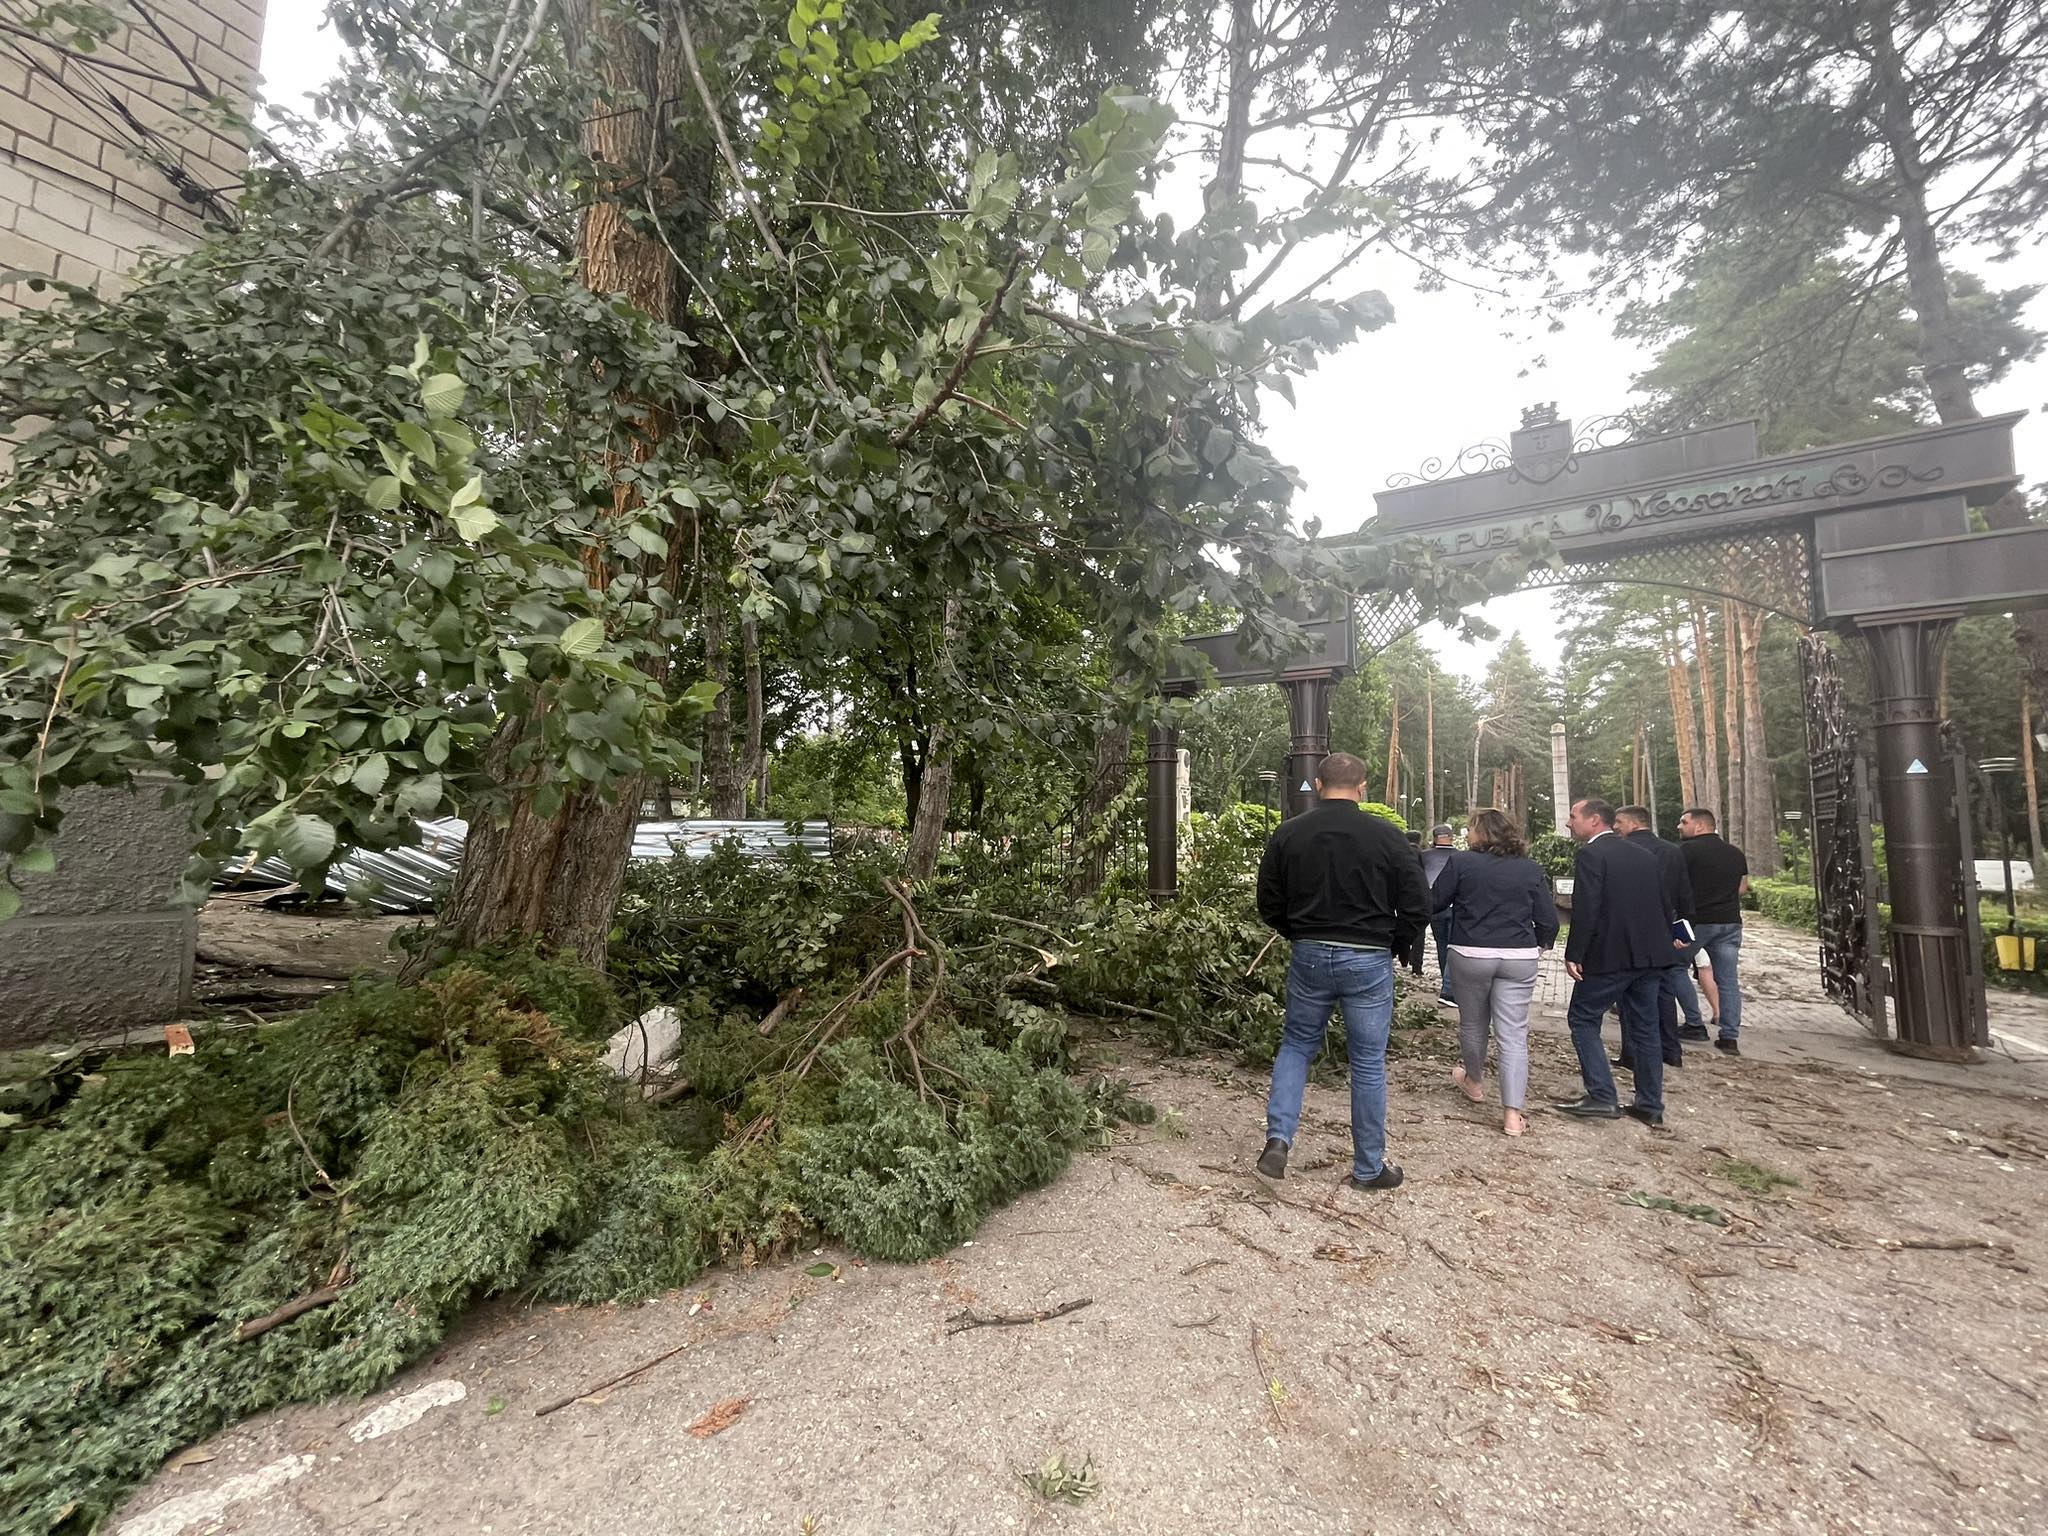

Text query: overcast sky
(256, 4), (2048, 685)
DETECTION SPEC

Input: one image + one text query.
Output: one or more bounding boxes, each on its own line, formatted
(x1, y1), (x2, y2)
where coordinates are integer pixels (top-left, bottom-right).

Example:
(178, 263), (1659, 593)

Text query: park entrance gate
(1154, 408), (2044, 1061)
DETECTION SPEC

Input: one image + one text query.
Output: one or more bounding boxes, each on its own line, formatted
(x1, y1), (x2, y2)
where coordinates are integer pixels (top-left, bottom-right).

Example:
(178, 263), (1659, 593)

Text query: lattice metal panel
(1354, 523), (1816, 661)
(1801, 631), (1886, 1036)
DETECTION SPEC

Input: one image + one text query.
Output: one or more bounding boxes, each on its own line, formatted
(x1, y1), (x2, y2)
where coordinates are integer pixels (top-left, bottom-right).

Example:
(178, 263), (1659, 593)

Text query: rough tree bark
(1722, 599), (1744, 856)
(1662, 623), (1700, 812)
(904, 599), (962, 878)
(1737, 607), (1780, 874)
(704, 601), (743, 817)
(435, 0), (688, 967)
(739, 616), (764, 814)
(1690, 603), (1722, 826)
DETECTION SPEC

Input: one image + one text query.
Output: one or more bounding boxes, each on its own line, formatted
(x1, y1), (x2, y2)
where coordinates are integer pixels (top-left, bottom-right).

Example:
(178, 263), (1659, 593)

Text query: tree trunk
(1691, 603), (1722, 826)
(2024, 688), (2044, 879)
(904, 724), (954, 878)
(1197, 0), (1258, 320)
(1423, 678), (1436, 829)
(704, 603), (743, 817)
(898, 729), (926, 838)
(1722, 601), (1744, 857)
(739, 616), (763, 813)
(435, 0), (687, 967)
(1662, 629), (1700, 812)
(1385, 685), (1401, 805)
(1737, 607), (1780, 874)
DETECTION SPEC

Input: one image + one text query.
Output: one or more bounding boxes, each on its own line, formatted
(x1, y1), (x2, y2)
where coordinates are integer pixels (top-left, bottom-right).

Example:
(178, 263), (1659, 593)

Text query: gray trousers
(1446, 951), (1541, 1111)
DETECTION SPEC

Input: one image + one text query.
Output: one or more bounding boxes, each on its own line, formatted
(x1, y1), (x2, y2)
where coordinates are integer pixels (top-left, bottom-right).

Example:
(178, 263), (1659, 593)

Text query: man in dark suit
(1556, 797), (1679, 1126)
(1614, 804), (1702, 1072)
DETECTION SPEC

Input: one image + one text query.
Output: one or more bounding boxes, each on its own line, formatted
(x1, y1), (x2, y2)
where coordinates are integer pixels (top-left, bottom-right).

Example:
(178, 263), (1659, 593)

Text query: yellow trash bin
(1996, 933), (2022, 970)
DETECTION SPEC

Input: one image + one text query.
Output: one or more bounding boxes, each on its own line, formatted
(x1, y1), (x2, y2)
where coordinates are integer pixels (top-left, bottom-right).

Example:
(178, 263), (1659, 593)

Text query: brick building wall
(0, 0), (265, 312)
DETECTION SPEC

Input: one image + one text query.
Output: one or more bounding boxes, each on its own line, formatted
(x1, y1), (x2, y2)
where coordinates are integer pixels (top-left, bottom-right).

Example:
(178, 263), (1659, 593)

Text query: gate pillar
(1282, 672), (1337, 819)
(1855, 610), (1975, 1059)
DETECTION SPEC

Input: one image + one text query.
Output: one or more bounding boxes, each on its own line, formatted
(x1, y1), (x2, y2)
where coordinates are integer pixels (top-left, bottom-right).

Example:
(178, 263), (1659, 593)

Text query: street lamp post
(1782, 809), (1807, 883)
(1257, 769), (1280, 833)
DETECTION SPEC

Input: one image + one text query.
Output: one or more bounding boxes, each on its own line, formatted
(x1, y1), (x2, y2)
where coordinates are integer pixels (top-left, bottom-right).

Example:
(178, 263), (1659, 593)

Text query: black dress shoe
(1664, 1055), (1684, 1069)
(1256, 1137), (1289, 1178)
(1611, 1054), (1632, 1069)
(1624, 1105), (1665, 1127)
(1714, 1037), (1740, 1056)
(1678, 1023), (1710, 1042)
(1554, 1097), (1624, 1119)
(1343, 1164), (1405, 1191)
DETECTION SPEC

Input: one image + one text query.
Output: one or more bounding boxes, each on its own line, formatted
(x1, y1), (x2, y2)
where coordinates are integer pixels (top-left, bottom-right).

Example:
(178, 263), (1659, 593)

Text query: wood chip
(686, 1396), (752, 1438)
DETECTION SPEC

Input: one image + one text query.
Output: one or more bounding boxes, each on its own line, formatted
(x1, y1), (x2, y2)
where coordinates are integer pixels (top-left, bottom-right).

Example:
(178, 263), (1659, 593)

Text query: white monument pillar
(1550, 721), (1570, 835)
(1175, 748), (1192, 823)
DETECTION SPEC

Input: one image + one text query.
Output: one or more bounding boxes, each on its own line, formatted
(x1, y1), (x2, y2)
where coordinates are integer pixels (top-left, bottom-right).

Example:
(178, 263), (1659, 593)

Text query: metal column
(1145, 719), (1180, 904)
(1855, 612), (1975, 1059)
(1282, 672), (1335, 819)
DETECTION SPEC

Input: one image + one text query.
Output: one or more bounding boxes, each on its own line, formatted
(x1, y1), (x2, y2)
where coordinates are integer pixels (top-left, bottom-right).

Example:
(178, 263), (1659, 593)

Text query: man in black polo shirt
(1679, 807), (1749, 1055)
(1255, 752), (1429, 1191)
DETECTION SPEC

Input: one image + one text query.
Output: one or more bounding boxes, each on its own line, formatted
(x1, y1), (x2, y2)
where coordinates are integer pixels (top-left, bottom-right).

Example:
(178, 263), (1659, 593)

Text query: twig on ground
(1181, 1257), (1229, 1277)
(1174, 1313), (1223, 1330)
(945, 1297), (1093, 1336)
(235, 1286), (345, 1341)
(1249, 1324), (1287, 1434)
(1421, 1237), (1460, 1271)
(534, 1339), (693, 1416)
(1218, 1223), (1284, 1263)
(1865, 1407), (1971, 1491)
(757, 988), (804, 1036)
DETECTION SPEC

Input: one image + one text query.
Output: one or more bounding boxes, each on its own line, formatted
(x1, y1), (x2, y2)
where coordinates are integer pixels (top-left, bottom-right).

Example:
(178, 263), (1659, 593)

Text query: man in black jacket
(1614, 804), (1703, 1071)
(1254, 751), (1429, 1191)
(1557, 797), (1679, 1126)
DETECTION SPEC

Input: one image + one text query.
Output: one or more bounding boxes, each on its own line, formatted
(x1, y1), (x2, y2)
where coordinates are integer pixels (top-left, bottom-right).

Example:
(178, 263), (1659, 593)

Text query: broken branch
(234, 1285), (344, 1341)
(945, 1297), (1093, 1336)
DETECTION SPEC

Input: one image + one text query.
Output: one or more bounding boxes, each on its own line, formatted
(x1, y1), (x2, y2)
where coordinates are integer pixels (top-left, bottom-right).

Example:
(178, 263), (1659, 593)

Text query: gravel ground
(113, 980), (2048, 1536)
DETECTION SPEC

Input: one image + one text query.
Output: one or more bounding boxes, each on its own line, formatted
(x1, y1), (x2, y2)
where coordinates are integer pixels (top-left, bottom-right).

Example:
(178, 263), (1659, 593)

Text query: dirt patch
(115, 1021), (2048, 1536)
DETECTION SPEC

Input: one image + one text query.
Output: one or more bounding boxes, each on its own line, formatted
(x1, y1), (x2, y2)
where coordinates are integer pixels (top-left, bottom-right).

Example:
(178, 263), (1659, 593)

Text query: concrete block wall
(0, 781), (199, 1045)
(0, 0), (265, 312)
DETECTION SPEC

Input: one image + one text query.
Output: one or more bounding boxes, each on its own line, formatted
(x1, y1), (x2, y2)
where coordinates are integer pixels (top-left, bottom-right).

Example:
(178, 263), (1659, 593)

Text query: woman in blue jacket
(1430, 809), (1560, 1136)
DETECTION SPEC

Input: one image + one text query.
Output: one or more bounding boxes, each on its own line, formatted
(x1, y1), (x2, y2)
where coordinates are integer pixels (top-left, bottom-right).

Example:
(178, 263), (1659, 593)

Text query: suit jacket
(1622, 827), (1696, 924)
(1565, 831), (1677, 974)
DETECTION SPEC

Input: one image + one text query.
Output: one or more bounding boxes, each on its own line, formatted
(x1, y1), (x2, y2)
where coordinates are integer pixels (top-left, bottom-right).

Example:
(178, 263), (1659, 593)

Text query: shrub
(1529, 832), (1577, 878)
(1748, 876), (1817, 930)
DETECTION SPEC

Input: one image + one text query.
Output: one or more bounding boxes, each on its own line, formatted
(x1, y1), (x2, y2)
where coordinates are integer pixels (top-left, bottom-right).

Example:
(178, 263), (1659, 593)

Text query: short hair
(1573, 796), (1615, 826)
(1406, 830), (1422, 845)
(1430, 823), (1455, 842)
(1615, 804), (1652, 827)
(1315, 751), (1367, 790)
(1681, 806), (1717, 829)
(1466, 807), (1527, 858)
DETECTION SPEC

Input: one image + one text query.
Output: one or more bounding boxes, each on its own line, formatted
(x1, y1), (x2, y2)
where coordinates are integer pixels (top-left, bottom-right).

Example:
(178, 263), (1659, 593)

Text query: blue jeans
(1265, 941), (1395, 1180)
(1430, 916), (1452, 994)
(1695, 922), (1743, 1040)
(1567, 968), (1665, 1113)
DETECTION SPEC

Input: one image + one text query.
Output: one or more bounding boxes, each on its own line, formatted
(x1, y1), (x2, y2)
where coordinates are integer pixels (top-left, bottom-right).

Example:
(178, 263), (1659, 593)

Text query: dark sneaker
(1437, 992), (1457, 1006)
(1677, 1023), (1710, 1042)
(1343, 1165), (1405, 1192)
(1624, 1105), (1665, 1127)
(1554, 1097), (1624, 1119)
(1715, 1037), (1740, 1056)
(1256, 1138), (1289, 1179)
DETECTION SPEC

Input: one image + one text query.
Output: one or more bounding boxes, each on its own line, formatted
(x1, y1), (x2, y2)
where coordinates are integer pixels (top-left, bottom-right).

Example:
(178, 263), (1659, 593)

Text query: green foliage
(1529, 832), (1577, 877)
(1359, 800), (1406, 828)
(1710, 1159), (1799, 1198)
(1748, 876), (1817, 931)
(1020, 1450), (1099, 1505)
(1618, 1190), (1727, 1227)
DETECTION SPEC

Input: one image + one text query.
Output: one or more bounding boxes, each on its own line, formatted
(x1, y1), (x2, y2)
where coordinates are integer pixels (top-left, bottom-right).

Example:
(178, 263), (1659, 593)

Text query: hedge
(1744, 877), (2048, 993)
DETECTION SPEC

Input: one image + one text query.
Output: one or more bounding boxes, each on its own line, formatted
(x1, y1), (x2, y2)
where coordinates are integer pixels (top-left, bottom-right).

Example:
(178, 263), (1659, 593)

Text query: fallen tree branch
(891, 251), (1026, 446)
(945, 1297), (1092, 1336)
(234, 1285), (344, 1341)
(757, 988), (804, 1037)
(1249, 1324), (1287, 1434)
(534, 1338), (693, 1416)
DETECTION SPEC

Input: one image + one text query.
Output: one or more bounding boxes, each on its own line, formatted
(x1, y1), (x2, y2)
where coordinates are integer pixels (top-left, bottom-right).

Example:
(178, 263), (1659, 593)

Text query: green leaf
(14, 845), (56, 875)
(279, 814), (337, 869)
(451, 504), (499, 541)
(624, 523), (669, 557)
(423, 721), (451, 766)
(559, 616), (605, 657)
(409, 332), (431, 376)
(351, 753), (389, 795)
(364, 475), (403, 512)
(451, 472), (485, 507)
(0, 887), (19, 922)
(395, 772), (442, 817)
(397, 421), (438, 461)
(420, 373), (467, 416)
(418, 551), (457, 589)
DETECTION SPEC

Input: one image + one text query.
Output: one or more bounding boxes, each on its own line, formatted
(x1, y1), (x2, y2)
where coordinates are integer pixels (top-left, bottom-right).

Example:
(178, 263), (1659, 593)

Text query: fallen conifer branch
(945, 1297), (1093, 1336)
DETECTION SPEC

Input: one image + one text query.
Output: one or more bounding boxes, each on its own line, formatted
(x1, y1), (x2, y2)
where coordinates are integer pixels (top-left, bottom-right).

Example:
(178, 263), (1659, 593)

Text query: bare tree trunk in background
(704, 602), (743, 817)
(739, 616), (764, 813)
(905, 599), (962, 878)
(1691, 603), (1722, 826)
(1631, 727), (1643, 807)
(1722, 601), (1744, 858)
(1385, 686), (1401, 805)
(1737, 607), (1780, 874)
(436, 0), (688, 968)
(1423, 679), (1436, 830)
(1662, 627), (1700, 811)
(2023, 689), (2043, 878)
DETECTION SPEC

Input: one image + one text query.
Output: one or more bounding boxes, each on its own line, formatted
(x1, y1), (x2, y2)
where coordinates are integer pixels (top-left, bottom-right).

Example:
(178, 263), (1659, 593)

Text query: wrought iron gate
(1800, 633), (1888, 1035)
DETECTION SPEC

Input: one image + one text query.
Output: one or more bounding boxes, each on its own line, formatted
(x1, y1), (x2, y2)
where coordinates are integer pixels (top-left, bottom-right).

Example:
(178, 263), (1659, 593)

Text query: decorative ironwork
(1944, 722), (1991, 1046)
(1353, 523), (1817, 660)
(1385, 413), (1643, 489)
(1801, 632), (1887, 1036)
(1809, 461), (1944, 500)
(1520, 401), (1559, 430)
